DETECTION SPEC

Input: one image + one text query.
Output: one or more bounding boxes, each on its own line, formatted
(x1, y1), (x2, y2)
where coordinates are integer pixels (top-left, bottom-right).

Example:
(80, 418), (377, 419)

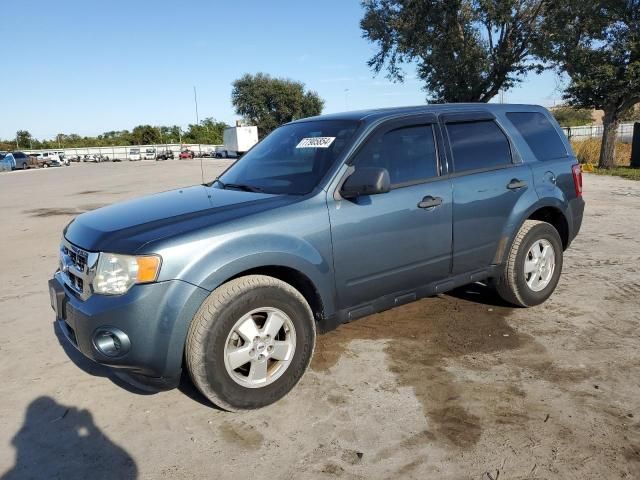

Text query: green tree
(16, 130), (32, 149)
(360, 0), (548, 103)
(131, 125), (161, 145)
(231, 73), (324, 137)
(542, 0), (640, 168)
(183, 118), (228, 144)
(551, 106), (594, 127)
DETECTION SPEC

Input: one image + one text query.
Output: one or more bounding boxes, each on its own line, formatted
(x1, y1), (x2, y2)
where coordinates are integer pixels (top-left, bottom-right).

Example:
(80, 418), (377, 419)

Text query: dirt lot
(0, 161), (639, 479)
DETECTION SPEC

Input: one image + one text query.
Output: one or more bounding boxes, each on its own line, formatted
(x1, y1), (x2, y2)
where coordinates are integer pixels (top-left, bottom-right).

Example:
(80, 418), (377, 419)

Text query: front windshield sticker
(296, 137), (336, 149)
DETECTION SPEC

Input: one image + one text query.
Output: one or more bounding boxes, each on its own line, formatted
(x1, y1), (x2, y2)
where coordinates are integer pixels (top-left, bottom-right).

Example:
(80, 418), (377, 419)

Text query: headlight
(92, 253), (161, 295)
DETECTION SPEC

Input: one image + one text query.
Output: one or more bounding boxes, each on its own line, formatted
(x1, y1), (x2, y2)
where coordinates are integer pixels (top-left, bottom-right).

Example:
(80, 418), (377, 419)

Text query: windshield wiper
(223, 182), (265, 193)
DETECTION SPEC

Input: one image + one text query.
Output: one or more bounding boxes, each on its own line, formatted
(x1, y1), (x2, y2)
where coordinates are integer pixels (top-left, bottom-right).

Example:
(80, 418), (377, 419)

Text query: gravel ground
(0, 161), (638, 479)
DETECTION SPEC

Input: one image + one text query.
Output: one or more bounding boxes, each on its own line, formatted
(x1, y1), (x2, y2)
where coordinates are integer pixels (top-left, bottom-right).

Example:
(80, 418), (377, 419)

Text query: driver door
(328, 116), (453, 312)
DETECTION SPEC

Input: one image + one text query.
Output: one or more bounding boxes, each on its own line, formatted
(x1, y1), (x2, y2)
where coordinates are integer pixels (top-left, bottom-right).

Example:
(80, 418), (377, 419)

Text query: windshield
(218, 120), (359, 195)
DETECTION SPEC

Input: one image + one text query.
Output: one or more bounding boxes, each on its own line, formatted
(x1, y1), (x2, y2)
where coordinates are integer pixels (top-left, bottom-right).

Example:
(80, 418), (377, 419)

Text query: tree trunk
(599, 109), (620, 169)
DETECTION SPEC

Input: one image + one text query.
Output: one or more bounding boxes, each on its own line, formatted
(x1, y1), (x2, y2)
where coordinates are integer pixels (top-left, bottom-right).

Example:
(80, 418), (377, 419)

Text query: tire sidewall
(197, 284), (315, 410)
(513, 223), (563, 306)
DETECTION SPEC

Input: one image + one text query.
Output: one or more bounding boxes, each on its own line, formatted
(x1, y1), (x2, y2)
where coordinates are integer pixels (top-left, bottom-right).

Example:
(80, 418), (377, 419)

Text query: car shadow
(53, 321), (224, 409)
(446, 282), (514, 308)
(177, 372), (225, 411)
(1, 396), (137, 480)
(52, 321), (156, 396)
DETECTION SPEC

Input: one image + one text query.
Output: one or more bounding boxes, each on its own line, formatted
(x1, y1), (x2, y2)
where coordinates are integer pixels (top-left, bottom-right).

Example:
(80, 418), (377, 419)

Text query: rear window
(506, 112), (567, 162)
(446, 120), (512, 173)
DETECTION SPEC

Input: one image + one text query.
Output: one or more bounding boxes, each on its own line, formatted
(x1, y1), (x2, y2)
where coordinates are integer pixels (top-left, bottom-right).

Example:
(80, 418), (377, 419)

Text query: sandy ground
(0, 160), (638, 480)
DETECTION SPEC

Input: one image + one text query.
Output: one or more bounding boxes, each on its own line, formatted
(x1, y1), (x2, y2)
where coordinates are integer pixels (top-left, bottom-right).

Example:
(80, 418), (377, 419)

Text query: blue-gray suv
(49, 104), (584, 410)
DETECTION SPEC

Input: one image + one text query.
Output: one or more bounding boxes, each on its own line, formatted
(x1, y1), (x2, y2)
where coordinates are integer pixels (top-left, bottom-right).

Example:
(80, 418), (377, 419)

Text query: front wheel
(185, 275), (316, 411)
(496, 220), (563, 307)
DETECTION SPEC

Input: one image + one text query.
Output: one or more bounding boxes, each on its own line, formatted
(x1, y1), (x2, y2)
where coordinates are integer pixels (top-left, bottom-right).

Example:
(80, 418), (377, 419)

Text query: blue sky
(1, 0), (565, 139)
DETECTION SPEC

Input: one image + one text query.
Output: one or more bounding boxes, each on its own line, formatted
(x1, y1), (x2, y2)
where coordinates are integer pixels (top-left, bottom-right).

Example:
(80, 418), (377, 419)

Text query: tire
(496, 220), (563, 307)
(185, 275), (316, 411)
(43, 163), (49, 168)
(22, 163), (28, 170)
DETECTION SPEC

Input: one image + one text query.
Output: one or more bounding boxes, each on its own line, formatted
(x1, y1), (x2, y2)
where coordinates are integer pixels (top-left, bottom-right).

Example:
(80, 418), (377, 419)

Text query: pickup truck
(49, 104), (584, 411)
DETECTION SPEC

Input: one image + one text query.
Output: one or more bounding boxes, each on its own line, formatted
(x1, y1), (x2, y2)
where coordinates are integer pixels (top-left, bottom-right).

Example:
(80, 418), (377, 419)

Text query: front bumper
(49, 272), (209, 387)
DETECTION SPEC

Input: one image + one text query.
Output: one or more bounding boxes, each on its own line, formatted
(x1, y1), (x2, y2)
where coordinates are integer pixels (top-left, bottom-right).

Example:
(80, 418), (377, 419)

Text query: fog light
(93, 328), (130, 357)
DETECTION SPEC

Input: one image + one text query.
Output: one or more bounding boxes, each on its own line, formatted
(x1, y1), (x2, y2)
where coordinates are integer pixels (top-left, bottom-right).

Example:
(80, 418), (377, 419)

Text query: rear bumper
(49, 272), (209, 387)
(567, 196), (585, 246)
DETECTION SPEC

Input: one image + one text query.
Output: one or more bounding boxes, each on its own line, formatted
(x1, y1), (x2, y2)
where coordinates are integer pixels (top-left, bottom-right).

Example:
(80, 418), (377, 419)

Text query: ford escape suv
(49, 104), (584, 411)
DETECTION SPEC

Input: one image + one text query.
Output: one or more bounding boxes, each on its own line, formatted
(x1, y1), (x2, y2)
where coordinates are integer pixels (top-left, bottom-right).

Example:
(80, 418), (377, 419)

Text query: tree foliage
(551, 106), (593, 127)
(542, 0), (640, 167)
(231, 73), (324, 137)
(15, 130), (32, 149)
(360, 0), (548, 102)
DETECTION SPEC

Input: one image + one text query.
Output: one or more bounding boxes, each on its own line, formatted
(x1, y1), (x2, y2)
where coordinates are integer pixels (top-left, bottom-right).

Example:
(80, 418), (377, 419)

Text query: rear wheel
(185, 275), (316, 411)
(496, 220), (563, 307)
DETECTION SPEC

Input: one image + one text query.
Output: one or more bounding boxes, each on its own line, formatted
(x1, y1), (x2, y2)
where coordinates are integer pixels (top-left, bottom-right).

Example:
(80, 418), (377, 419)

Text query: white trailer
(220, 126), (258, 158)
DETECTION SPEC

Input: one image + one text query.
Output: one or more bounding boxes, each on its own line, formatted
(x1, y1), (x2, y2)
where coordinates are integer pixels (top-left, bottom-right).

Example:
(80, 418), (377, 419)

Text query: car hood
(64, 185), (294, 252)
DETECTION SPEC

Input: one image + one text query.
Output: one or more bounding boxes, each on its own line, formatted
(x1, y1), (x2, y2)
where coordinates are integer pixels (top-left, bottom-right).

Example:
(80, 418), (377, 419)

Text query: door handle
(418, 195), (443, 209)
(507, 179), (527, 190)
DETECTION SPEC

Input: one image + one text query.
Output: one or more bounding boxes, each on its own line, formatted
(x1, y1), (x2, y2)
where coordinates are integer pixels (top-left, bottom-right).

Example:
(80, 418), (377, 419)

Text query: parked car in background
(8, 151), (30, 169)
(156, 149), (174, 161)
(0, 156), (12, 172)
(82, 154), (108, 163)
(40, 151), (69, 166)
(129, 148), (142, 161)
(143, 148), (156, 160)
(37, 155), (63, 168)
(179, 149), (195, 159)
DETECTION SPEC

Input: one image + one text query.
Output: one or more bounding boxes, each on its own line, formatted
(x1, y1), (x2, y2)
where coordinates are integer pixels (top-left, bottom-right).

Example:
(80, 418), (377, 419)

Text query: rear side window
(355, 125), (438, 186)
(446, 120), (512, 173)
(506, 112), (567, 162)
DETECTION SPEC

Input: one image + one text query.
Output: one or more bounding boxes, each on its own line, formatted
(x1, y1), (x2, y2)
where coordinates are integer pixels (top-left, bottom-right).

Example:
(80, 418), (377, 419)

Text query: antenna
(193, 86), (205, 184)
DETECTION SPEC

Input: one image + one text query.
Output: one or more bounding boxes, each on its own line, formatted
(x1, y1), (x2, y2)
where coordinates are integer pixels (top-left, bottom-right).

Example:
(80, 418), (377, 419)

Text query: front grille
(59, 239), (98, 301)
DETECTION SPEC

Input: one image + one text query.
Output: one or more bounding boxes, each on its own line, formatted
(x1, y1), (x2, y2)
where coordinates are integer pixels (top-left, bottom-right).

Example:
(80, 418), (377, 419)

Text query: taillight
(571, 164), (583, 197)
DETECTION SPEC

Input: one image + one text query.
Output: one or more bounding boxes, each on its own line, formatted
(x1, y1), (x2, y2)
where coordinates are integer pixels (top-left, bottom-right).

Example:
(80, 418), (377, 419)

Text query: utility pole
(193, 86), (200, 125)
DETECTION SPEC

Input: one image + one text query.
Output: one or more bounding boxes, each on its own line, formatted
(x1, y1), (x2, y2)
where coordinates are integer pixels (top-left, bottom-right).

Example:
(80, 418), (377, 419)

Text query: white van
(143, 148), (156, 160)
(129, 148), (141, 161)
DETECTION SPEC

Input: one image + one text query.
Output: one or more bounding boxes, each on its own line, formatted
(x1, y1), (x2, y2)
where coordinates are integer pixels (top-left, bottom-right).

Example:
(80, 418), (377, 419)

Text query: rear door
(329, 115), (453, 311)
(442, 112), (534, 274)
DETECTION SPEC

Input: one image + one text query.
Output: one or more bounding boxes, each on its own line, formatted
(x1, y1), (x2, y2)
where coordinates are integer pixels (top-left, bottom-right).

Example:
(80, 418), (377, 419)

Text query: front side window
(219, 120), (358, 195)
(446, 120), (512, 173)
(354, 125), (438, 186)
(506, 112), (567, 162)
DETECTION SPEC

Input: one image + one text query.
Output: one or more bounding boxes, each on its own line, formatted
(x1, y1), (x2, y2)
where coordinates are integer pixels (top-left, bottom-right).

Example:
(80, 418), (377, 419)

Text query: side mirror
(341, 167), (391, 199)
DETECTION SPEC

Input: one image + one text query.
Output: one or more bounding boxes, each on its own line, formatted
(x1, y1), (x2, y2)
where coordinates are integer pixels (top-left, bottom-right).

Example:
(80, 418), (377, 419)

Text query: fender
(171, 233), (336, 316)
(493, 197), (571, 266)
